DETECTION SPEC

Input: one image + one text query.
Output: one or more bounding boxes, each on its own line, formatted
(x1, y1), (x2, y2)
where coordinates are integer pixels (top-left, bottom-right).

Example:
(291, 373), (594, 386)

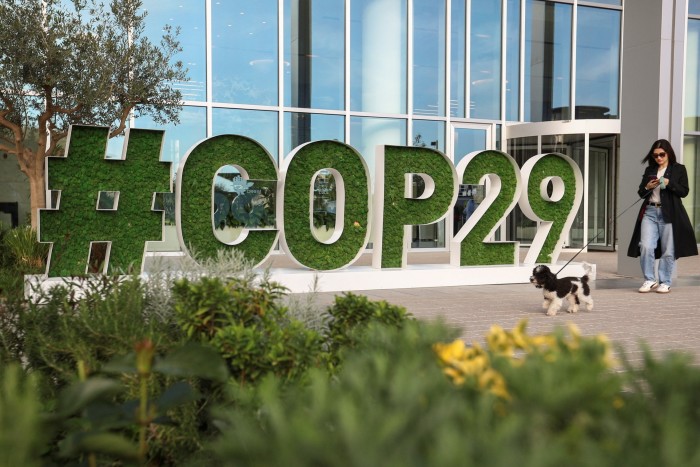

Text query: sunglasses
(653, 152), (667, 159)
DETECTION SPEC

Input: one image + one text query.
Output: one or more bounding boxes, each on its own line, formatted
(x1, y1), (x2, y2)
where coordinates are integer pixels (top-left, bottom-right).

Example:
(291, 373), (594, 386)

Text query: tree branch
(109, 104), (136, 138)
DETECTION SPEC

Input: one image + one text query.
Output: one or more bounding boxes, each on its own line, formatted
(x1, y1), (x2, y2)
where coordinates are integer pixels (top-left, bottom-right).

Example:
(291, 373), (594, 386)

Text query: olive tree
(0, 0), (187, 227)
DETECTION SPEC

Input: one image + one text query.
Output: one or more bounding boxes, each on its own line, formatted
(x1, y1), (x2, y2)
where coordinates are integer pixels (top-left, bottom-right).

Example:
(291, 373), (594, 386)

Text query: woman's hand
(645, 178), (661, 190)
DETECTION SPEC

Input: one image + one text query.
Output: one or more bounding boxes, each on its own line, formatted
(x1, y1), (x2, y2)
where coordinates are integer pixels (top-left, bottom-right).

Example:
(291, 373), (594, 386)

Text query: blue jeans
(639, 206), (675, 286)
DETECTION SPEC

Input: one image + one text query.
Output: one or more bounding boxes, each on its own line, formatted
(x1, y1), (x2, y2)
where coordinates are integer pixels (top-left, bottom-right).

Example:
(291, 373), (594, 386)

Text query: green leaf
(154, 381), (200, 412)
(101, 352), (138, 374)
(154, 342), (230, 383)
(59, 432), (140, 459)
(57, 378), (122, 417)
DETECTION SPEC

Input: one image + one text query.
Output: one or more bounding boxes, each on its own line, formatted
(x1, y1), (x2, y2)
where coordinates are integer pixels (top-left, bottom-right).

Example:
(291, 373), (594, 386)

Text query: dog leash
(555, 188), (653, 276)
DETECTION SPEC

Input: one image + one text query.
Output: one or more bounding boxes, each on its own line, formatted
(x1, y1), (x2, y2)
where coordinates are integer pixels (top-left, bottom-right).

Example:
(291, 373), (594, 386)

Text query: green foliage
(9, 276), (182, 394)
(526, 154), (578, 263)
(179, 135), (279, 266)
(380, 145), (455, 268)
(2, 225), (49, 273)
(0, 365), (47, 467)
(51, 341), (229, 465)
(40, 126), (171, 276)
(283, 140), (371, 270)
(172, 276), (323, 384)
(459, 150), (519, 265)
(324, 292), (411, 366)
(0, 0), (187, 227)
(210, 321), (700, 467)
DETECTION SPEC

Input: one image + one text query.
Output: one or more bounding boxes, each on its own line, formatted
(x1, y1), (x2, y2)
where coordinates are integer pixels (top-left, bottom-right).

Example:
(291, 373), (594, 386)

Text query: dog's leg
(546, 297), (561, 316)
(542, 298), (551, 310)
(566, 295), (578, 313)
(582, 295), (594, 311)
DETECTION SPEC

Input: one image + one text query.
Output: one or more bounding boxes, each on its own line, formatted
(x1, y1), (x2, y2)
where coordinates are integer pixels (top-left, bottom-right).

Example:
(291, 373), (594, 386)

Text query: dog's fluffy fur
(529, 263), (594, 316)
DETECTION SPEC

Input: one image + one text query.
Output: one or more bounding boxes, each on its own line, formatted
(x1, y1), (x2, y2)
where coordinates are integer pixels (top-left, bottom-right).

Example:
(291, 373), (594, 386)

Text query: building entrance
(505, 120), (619, 252)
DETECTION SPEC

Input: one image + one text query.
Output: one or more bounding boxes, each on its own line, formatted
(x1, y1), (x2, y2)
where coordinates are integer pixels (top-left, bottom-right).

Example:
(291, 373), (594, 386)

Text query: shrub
(2, 225), (49, 274)
(0, 365), (47, 467)
(324, 292), (411, 368)
(172, 276), (323, 384)
(209, 320), (700, 467)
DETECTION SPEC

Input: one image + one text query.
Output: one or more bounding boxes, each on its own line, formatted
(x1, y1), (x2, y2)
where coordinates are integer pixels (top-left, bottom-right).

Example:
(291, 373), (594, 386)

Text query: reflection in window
(450, 0), (466, 117)
(587, 134), (617, 249)
(212, 1), (278, 105)
(686, 20), (700, 132)
(312, 171), (338, 242)
(471, 0), (501, 120)
(350, 117), (406, 179)
(505, 0), (521, 121)
(576, 7), (620, 119)
(413, 0), (446, 117)
(412, 120), (445, 152)
(692, 0), (700, 16)
(134, 106), (206, 175)
(350, 0), (407, 113)
(213, 166), (277, 244)
(212, 108), (278, 161)
(683, 136), (700, 241)
(141, 0), (206, 102)
(525, 0), (572, 122)
(284, 113), (345, 156)
(284, 0), (344, 110)
(453, 127), (487, 166)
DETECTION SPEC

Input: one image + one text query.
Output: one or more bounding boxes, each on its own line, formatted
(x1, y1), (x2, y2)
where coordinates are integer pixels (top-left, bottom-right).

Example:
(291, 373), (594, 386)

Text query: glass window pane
(350, 117), (406, 178)
(212, 108), (278, 162)
(284, 113), (345, 156)
(283, 0), (344, 110)
(413, 0), (446, 117)
(141, 1), (206, 102)
(576, 7), (620, 119)
(134, 106), (207, 174)
(685, 20), (700, 131)
(412, 120), (445, 152)
(350, 0), (407, 113)
(471, 0), (502, 119)
(212, 1), (278, 105)
(584, 0), (621, 6)
(453, 127), (487, 166)
(683, 136), (700, 242)
(692, 0), (700, 16)
(506, 0), (521, 121)
(525, 0), (572, 122)
(450, 0), (466, 117)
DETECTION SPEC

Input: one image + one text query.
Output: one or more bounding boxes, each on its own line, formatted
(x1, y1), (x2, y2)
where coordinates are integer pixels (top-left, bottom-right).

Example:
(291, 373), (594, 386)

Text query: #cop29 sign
(38, 125), (582, 278)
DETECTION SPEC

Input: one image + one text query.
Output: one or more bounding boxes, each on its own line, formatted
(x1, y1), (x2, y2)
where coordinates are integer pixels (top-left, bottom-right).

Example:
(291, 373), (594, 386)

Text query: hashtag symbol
(39, 125), (172, 277)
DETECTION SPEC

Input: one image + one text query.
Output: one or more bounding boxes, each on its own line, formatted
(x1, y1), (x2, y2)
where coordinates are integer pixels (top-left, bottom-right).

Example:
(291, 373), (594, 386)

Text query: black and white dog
(529, 263), (594, 316)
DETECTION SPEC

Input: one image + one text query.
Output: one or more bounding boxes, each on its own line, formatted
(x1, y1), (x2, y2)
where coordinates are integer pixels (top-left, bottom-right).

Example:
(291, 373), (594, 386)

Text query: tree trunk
(27, 156), (46, 230)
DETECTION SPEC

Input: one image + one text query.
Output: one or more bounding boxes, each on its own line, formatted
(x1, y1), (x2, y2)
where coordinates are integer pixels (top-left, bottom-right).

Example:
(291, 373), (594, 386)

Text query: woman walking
(627, 139), (697, 293)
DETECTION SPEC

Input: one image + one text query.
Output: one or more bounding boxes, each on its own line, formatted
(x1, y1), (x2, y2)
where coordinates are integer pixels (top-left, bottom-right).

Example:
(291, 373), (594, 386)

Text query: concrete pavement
(304, 251), (700, 365)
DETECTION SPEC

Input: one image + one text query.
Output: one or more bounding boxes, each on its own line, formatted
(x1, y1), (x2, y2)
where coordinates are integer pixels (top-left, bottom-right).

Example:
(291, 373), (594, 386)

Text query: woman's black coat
(627, 162), (698, 259)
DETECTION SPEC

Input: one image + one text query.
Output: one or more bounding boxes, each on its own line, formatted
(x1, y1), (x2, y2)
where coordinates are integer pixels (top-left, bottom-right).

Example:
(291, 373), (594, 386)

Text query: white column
(617, 0), (684, 276)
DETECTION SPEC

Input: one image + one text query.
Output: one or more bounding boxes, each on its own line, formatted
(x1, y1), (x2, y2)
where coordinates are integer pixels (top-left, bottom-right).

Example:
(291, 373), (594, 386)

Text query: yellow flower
(487, 325), (513, 355)
(510, 320), (531, 350)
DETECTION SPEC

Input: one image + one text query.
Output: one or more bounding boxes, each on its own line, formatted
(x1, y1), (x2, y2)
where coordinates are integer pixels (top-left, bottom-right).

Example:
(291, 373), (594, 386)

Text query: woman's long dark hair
(642, 139), (677, 166)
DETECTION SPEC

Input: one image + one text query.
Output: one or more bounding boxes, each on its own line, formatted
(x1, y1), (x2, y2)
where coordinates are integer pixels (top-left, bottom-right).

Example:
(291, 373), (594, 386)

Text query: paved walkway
(305, 251), (700, 366)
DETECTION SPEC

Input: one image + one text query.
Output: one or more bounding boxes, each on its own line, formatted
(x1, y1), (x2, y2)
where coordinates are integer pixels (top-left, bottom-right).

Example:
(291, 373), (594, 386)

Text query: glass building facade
(4, 0), (700, 257)
(130, 0), (624, 251)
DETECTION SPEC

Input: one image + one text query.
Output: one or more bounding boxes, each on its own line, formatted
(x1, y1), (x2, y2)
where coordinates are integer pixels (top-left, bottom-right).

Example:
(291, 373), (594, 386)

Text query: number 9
(519, 153), (583, 265)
